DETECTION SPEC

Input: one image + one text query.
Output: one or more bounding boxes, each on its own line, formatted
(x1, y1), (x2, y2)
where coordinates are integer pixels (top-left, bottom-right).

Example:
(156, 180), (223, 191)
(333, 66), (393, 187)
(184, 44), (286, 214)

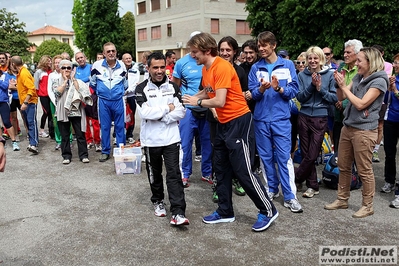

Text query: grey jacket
(343, 70), (388, 130)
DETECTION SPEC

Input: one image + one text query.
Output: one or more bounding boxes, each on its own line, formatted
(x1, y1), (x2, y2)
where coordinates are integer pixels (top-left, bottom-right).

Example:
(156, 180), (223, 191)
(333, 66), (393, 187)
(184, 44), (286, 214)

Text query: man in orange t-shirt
(182, 32), (278, 232)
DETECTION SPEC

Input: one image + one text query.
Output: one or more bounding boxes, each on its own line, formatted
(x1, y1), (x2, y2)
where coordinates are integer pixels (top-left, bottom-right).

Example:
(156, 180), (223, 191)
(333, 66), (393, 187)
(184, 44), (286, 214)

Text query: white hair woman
(52, 59), (90, 164)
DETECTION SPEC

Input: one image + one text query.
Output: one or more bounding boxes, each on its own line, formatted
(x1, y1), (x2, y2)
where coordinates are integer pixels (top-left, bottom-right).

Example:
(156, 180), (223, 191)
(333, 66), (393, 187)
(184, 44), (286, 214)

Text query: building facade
(28, 25), (77, 61)
(134, 0), (251, 60)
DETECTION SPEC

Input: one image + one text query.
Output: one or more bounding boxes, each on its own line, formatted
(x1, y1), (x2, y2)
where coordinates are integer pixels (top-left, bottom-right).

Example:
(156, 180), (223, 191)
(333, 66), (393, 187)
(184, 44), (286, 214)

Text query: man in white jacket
(135, 52), (189, 226)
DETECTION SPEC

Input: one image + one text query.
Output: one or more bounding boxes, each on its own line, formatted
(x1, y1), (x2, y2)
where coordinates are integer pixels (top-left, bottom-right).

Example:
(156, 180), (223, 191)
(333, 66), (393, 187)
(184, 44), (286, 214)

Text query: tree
(0, 8), (31, 57)
(72, 0), (122, 61)
(33, 39), (74, 62)
(119, 11), (136, 60)
(245, 0), (399, 60)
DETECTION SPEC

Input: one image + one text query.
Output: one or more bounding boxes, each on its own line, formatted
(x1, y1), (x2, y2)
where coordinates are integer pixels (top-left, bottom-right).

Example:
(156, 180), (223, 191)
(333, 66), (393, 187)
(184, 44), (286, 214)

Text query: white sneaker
(284, 199), (303, 213)
(389, 195), (399, 208)
(95, 144), (102, 152)
(170, 214), (190, 225)
(381, 182), (395, 193)
(128, 137), (135, 144)
(39, 131), (49, 138)
(153, 201), (166, 217)
(267, 191), (280, 201)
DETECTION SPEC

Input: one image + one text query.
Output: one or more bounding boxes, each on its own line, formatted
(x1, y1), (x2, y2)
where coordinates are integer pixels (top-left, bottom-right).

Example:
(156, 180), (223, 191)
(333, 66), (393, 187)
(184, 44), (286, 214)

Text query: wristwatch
(197, 98), (203, 107)
(275, 86), (282, 92)
(23, 102), (28, 105)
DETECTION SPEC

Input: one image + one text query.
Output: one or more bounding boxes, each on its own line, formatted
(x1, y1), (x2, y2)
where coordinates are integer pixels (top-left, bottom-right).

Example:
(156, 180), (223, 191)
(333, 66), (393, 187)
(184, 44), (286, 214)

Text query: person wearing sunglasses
(90, 42), (128, 162)
(295, 46), (337, 198)
(323, 47), (338, 70)
(294, 52), (307, 73)
(52, 60), (91, 164)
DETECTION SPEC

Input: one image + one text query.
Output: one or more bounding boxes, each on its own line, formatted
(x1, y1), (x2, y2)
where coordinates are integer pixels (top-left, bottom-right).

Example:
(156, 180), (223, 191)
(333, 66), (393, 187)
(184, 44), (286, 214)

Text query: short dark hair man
(135, 52), (189, 226)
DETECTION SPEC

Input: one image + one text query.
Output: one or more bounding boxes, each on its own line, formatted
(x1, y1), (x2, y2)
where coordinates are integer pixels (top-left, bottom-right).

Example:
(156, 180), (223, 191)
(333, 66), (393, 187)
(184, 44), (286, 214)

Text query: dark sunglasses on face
(61, 66), (72, 70)
(324, 53), (331, 56)
(106, 50), (116, 54)
(296, 61), (305, 65)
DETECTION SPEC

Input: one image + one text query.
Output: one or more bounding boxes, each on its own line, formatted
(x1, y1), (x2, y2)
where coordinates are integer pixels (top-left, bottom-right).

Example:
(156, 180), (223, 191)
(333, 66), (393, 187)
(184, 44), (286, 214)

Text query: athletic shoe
(302, 188), (319, 198)
(28, 145), (38, 154)
(232, 179), (246, 196)
(212, 191), (219, 203)
(389, 195), (399, 209)
(372, 151), (380, 162)
(99, 153), (110, 162)
(62, 159), (71, 165)
(182, 177), (190, 188)
(381, 182), (395, 193)
(201, 175), (213, 184)
(252, 210), (279, 232)
(153, 201), (166, 217)
(267, 191), (280, 201)
(128, 137), (135, 144)
(194, 155), (202, 162)
(12, 141), (20, 151)
(87, 142), (94, 149)
(95, 144), (102, 152)
(2, 133), (10, 140)
(39, 131), (49, 138)
(55, 143), (61, 150)
(202, 211), (235, 224)
(284, 199), (303, 213)
(113, 138), (117, 146)
(81, 158), (90, 163)
(170, 214), (190, 225)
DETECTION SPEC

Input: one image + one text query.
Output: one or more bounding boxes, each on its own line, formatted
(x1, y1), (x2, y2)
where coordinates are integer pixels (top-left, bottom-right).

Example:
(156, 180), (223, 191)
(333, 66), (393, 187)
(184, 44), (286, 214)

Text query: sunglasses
(324, 53), (331, 56)
(295, 61), (306, 65)
(106, 50), (116, 54)
(61, 66), (72, 70)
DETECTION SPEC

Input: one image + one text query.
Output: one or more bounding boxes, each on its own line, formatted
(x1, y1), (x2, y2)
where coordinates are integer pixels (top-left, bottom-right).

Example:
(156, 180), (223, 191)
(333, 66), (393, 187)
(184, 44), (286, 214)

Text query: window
(236, 20), (251, 35)
(167, 24), (172, 37)
(166, 0), (171, 8)
(151, 0), (160, 11)
(137, 2), (146, 14)
(138, 28), (147, 41)
(211, 19), (219, 34)
(62, 38), (69, 44)
(151, 26), (161, 39)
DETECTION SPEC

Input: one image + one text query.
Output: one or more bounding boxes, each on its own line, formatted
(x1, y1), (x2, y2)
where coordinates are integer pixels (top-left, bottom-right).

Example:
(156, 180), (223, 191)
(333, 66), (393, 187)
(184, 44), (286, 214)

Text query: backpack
(322, 152), (362, 190)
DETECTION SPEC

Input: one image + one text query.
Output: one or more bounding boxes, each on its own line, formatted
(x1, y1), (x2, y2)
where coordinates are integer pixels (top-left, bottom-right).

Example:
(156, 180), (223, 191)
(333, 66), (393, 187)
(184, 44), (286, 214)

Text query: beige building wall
(134, 0), (251, 60)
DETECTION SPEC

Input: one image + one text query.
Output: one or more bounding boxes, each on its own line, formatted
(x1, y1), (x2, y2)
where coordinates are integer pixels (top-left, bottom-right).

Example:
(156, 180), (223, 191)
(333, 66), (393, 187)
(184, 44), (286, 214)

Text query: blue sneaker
(252, 210), (279, 232)
(202, 211), (235, 224)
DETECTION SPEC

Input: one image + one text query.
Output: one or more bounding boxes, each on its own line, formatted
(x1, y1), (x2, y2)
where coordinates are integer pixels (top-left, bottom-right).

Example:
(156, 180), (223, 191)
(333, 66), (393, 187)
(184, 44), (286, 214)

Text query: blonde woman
(325, 47), (388, 218)
(294, 46), (337, 198)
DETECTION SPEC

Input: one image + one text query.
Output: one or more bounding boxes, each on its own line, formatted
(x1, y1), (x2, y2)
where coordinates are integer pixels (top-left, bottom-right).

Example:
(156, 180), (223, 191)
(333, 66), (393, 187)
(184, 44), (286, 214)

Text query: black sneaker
(99, 153), (110, 162)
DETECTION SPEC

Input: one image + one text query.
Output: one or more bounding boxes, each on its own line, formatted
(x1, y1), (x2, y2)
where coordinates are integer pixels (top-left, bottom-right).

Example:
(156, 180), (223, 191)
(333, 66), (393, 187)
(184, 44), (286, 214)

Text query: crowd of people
(1, 29), (398, 230)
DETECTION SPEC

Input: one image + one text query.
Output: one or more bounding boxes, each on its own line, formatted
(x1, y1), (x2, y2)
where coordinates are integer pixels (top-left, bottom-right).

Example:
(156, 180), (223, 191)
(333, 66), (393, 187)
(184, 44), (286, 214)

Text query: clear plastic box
(113, 147), (142, 175)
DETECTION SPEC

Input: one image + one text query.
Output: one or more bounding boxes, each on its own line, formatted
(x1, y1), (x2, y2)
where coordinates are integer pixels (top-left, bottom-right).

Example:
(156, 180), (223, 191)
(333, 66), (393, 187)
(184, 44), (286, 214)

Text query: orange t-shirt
(202, 57), (249, 123)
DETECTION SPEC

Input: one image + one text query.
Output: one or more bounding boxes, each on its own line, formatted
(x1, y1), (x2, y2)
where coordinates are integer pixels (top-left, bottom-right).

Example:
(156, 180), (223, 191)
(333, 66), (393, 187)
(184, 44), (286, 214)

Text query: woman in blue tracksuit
(295, 46), (337, 198)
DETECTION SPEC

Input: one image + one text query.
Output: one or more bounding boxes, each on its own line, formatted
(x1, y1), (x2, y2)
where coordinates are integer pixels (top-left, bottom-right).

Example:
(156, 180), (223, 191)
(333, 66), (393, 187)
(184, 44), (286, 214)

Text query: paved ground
(1, 110), (399, 266)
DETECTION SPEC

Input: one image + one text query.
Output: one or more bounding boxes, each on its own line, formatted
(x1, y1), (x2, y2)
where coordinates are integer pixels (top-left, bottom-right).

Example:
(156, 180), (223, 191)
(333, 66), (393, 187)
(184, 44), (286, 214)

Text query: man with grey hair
(333, 39), (363, 151)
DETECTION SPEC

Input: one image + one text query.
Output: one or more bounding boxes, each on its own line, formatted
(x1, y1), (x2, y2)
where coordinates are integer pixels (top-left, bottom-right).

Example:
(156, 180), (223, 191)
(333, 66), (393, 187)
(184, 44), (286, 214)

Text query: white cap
(189, 31), (201, 39)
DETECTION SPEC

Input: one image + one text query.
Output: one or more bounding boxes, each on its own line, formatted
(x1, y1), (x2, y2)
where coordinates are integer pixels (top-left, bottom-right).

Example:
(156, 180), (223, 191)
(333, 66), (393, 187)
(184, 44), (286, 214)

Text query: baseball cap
(278, 49), (289, 58)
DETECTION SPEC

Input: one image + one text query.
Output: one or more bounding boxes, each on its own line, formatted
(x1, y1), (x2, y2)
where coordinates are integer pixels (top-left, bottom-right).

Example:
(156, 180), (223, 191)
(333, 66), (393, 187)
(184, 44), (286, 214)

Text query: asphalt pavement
(1, 108), (398, 266)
